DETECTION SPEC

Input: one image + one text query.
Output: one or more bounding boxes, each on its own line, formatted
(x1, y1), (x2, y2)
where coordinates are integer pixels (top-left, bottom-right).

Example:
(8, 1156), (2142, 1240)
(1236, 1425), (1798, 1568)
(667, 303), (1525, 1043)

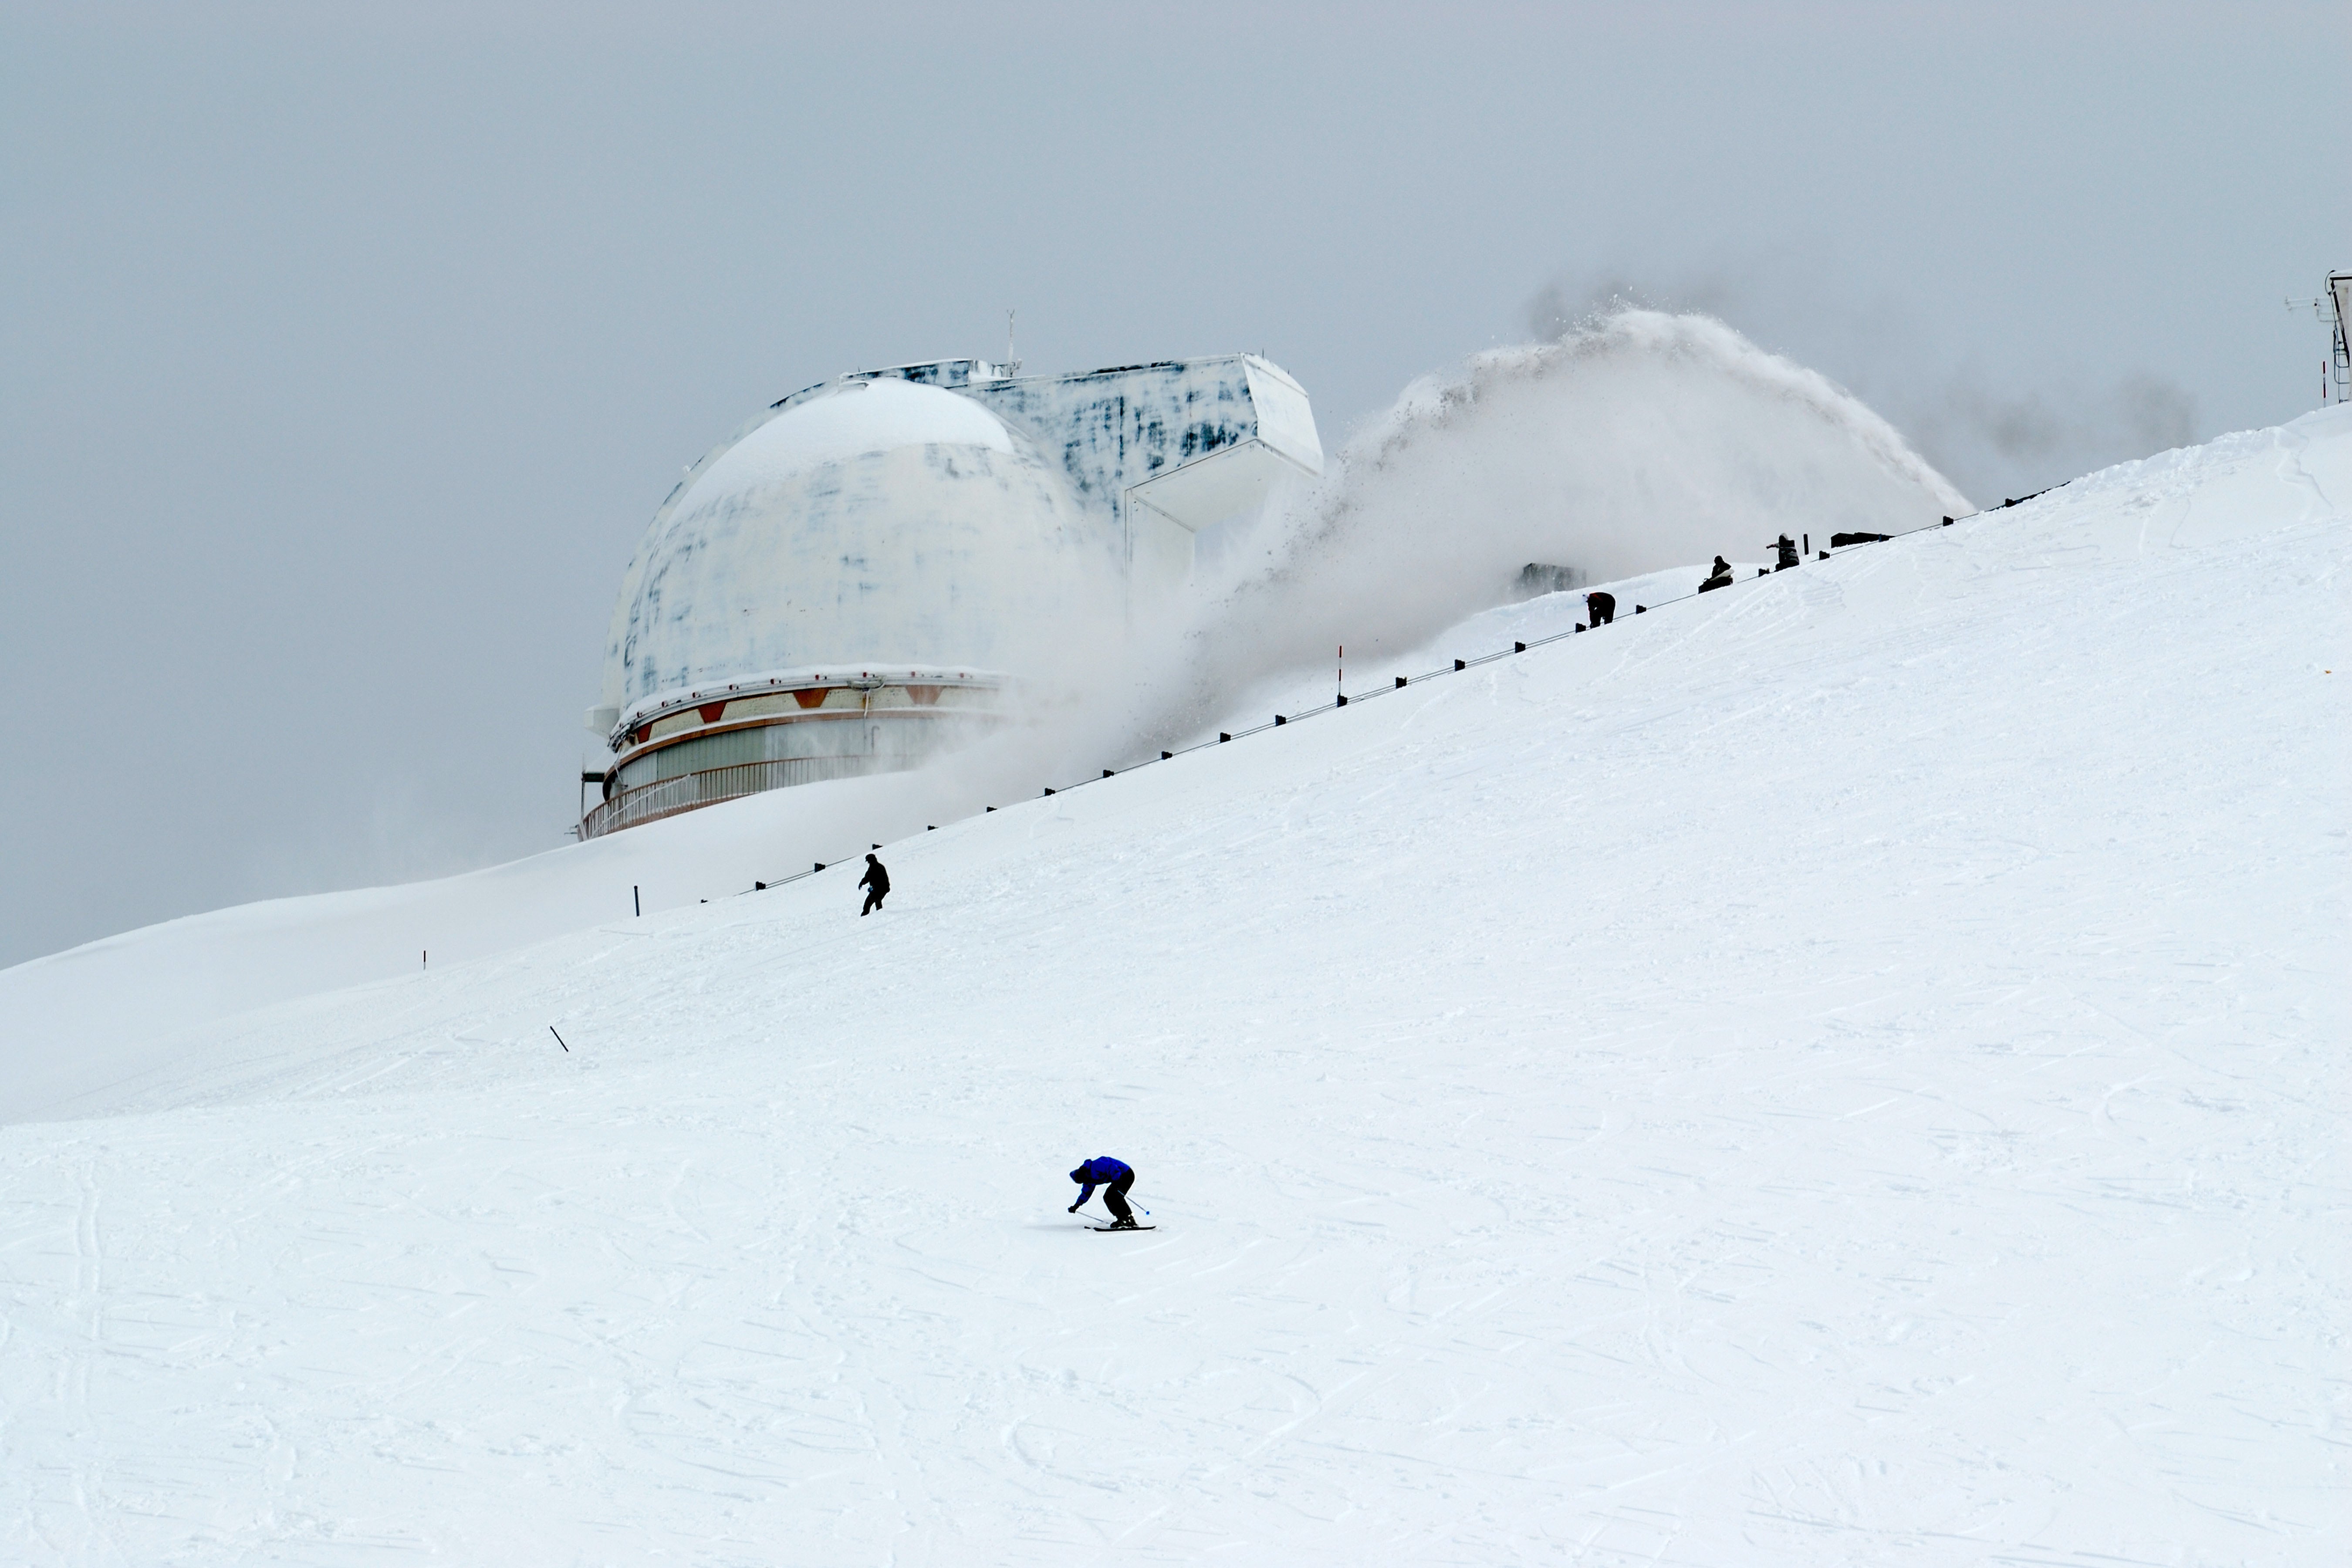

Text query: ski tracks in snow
(1, 409), (2346, 1564)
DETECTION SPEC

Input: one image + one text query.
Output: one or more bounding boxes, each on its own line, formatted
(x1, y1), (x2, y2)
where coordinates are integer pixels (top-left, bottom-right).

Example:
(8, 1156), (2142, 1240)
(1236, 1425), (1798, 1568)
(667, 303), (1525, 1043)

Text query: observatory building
(579, 355), (1322, 837)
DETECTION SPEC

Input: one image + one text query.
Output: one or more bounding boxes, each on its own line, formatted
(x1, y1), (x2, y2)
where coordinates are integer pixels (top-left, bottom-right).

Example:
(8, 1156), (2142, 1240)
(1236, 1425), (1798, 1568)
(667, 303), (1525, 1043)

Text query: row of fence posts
(715, 502), (2019, 905)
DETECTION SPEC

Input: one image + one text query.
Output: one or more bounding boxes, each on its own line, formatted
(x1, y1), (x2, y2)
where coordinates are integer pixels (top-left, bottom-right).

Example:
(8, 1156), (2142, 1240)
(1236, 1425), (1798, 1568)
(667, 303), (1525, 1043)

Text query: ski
(1089, 1224), (1156, 1232)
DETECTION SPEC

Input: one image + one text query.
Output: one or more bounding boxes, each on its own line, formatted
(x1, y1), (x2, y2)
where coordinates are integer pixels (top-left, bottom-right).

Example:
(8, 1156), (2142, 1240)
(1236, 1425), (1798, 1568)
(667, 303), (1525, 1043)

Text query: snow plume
(1524, 268), (2204, 504)
(1073, 308), (1973, 759)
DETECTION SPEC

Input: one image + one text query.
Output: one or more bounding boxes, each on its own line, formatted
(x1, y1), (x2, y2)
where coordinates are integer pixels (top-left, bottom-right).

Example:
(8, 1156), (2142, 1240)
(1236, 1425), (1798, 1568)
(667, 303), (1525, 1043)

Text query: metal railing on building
(579, 754), (878, 839)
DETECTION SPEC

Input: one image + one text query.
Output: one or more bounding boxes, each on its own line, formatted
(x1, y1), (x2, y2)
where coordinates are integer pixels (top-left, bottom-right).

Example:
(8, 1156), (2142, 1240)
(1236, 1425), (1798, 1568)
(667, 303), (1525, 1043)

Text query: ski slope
(0, 766), (991, 1124)
(2, 409), (2345, 1565)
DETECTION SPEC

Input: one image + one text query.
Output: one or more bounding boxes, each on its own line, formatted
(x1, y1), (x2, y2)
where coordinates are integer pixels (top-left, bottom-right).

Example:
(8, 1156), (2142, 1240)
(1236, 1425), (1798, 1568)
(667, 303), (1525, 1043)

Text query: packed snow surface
(3, 409), (2346, 1565)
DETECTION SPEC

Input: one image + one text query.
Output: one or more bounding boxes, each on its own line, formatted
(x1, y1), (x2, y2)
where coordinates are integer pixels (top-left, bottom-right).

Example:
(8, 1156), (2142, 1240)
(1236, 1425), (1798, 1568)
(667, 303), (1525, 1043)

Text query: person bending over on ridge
(1584, 590), (1615, 627)
(858, 853), (889, 916)
(1068, 1156), (1139, 1227)
(1772, 534), (1800, 571)
(1699, 554), (1735, 593)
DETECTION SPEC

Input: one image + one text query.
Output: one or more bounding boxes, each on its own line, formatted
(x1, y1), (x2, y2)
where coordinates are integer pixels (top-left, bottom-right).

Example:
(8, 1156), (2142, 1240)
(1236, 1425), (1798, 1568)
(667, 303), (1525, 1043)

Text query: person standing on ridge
(1772, 534), (1800, 571)
(1068, 1156), (1140, 1228)
(858, 853), (889, 916)
(1584, 590), (1615, 627)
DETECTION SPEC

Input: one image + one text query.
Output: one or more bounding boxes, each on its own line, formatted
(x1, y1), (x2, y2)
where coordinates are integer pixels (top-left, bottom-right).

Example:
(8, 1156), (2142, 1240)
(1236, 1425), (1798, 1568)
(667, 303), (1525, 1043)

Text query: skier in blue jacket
(1068, 1156), (1139, 1228)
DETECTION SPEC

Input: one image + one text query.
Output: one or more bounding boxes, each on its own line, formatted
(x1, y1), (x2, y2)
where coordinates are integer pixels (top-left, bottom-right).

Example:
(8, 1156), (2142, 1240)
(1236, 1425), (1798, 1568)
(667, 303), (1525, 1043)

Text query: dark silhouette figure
(1699, 555), (1735, 593)
(1069, 1156), (1139, 1227)
(1773, 534), (1800, 571)
(858, 854), (889, 916)
(1585, 590), (1616, 626)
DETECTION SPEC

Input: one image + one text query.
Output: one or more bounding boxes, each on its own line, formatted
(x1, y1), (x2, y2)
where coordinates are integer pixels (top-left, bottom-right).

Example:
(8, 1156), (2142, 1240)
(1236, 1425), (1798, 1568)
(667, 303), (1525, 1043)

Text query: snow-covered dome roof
(600, 378), (1116, 713)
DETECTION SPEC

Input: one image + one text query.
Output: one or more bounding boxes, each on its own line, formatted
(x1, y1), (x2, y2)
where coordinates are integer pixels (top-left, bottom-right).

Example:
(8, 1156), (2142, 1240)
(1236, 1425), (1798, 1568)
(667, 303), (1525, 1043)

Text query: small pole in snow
(1337, 644), (1343, 703)
(422, 949), (427, 971)
(550, 1026), (570, 1052)
(633, 885), (641, 917)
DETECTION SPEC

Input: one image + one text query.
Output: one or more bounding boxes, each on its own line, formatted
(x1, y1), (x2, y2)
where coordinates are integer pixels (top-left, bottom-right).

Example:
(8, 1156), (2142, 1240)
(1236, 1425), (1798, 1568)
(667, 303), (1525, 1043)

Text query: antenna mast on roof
(2285, 272), (2351, 403)
(1006, 309), (1021, 377)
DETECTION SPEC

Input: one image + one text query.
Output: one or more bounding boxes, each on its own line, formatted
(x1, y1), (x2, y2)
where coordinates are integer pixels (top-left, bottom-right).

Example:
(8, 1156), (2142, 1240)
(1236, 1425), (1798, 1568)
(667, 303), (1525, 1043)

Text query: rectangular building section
(850, 354), (1325, 599)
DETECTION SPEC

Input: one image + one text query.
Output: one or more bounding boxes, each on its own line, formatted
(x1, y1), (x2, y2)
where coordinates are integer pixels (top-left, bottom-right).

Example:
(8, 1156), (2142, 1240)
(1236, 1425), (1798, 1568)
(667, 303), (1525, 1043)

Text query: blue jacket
(1069, 1156), (1132, 1205)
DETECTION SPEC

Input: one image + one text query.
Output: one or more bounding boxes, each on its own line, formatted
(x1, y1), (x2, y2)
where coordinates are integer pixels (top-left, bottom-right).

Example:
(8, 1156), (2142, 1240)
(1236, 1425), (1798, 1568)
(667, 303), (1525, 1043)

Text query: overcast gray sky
(3, 1), (2342, 968)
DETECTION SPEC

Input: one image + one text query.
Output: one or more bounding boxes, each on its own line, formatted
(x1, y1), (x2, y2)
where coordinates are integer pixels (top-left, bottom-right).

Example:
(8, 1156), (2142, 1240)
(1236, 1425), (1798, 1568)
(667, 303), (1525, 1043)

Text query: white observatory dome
(578, 352), (1322, 838)
(600, 377), (1113, 717)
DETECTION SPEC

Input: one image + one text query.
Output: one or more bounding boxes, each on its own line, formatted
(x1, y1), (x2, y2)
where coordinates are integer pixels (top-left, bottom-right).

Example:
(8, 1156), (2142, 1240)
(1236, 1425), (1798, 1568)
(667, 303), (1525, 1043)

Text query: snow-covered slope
(0, 767), (979, 1123)
(1, 409), (2344, 1565)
